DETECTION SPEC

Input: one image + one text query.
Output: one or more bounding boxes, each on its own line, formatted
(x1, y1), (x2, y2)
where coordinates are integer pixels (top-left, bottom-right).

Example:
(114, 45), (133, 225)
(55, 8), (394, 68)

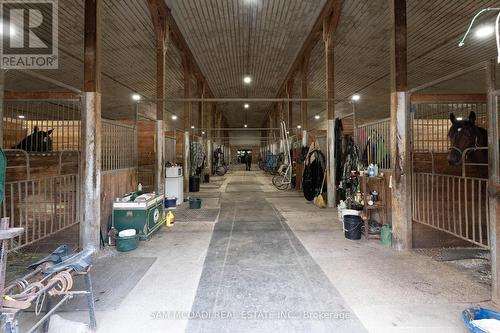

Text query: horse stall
(100, 119), (138, 235)
(2, 99), (81, 252)
(410, 95), (490, 249)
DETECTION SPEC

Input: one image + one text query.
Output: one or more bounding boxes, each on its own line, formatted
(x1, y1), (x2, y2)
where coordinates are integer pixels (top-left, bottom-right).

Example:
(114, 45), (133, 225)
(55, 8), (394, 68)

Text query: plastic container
(463, 307), (500, 333)
(189, 197), (202, 209)
(343, 215), (363, 240)
(118, 229), (136, 237)
(368, 163), (375, 177)
(116, 234), (139, 252)
(189, 176), (200, 192)
(381, 224), (392, 246)
(164, 197), (177, 209)
(342, 209), (360, 217)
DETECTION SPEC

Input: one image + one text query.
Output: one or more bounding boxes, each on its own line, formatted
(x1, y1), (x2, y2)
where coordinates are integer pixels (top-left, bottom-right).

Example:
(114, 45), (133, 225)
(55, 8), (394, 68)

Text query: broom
(314, 170), (327, 208)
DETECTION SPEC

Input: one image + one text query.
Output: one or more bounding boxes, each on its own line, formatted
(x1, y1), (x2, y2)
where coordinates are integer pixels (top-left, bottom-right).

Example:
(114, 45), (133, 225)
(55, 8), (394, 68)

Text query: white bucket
(342, 209), (360, 217)
(118, 229), (136, 237)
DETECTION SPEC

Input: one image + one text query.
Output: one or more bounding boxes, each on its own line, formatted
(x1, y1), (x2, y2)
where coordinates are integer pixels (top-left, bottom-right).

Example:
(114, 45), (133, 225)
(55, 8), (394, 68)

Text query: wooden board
(101, 169), (137, 232)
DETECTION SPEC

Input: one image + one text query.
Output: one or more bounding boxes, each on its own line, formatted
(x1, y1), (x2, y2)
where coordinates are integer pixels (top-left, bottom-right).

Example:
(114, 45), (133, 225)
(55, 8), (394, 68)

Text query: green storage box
(112, 193), (164, 240)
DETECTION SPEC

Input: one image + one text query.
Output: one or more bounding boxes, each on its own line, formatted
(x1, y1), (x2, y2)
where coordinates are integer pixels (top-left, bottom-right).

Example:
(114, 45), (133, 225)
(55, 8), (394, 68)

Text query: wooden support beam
(183, 58), (192, 130)
(84, 0), (101, 93)
(182, 57), (191, 188)
(147, 0), (169, 194)
(486, 61), (500, 303)
(4, 91), (80, 100)
(301, 54), (309, 128)
(410, 93), (486, 104)
(81, 0), (102, 251)
(389, 0), (411, 251)
(197, 81), (204, 129)
(323, 1), (342, 208)
(0, 71), (4, 148)
(301, 54), (310, 146)
(286, 82), (294, 128)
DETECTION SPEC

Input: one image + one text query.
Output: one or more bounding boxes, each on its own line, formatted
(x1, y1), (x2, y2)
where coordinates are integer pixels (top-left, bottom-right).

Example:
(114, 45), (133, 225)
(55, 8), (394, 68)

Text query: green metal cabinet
(112, 194), (164, 240)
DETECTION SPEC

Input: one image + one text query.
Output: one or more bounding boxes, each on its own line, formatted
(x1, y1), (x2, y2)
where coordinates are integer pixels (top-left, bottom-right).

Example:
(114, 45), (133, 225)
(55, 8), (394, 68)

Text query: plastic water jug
(368, 164), (375, 177)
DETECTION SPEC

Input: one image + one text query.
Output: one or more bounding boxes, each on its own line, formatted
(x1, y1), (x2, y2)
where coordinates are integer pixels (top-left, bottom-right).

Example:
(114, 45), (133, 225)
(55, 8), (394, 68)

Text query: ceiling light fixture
(202, 131), (206, 135)
(244, 103), (250, 109)
(244, 124), (248, 128)
(132, 93), (141, 101)
(297, 125), (302, 129)
(459, 7), (500, 63)
(243, 76), (252, 84)
(314, 115), (320, 120)
(351, 94), (361, 101)
(18, 115), (25, 119)
(475, 25), (495, 38)
(191, 125), (195, 129)
(171, 115), (178, 120)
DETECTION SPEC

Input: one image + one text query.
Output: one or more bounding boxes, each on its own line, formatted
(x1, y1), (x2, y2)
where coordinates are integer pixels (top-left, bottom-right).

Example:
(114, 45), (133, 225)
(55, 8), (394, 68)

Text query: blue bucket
(164, 197), (177, 209)
(463, 307), (500, 332)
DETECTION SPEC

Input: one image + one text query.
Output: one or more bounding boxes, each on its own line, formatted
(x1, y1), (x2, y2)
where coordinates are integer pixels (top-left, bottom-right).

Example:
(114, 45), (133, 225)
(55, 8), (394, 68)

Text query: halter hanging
(449, 134), (483, 163)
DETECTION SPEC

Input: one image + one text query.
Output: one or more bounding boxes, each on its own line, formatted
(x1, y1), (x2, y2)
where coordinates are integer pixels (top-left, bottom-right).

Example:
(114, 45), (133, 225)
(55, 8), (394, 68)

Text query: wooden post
(389, 0), (411, 250)
(287, 82), (294, 129)
(81, 0), (102, 250)
(198, 81), (204, 130)
(183, 58), (191, 188)
(0, 70), (4, 148)
(206, 99), (212, 179)
(301, 55), (309, 147)
(486, 60), (500, 303)
(147, 0), (169, 195)
(324, 17), (336, 208)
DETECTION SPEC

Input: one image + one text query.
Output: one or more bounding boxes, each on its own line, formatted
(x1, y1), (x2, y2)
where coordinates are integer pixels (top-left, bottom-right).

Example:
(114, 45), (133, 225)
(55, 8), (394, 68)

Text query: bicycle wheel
(216, 166), (226, 176)
(273, 174), (289, 190)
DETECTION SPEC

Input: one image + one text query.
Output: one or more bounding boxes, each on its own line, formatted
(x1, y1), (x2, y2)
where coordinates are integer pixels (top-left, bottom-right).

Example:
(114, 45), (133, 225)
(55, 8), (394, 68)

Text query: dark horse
(447, 111), (488, 166)
(12, 126), (54, 152)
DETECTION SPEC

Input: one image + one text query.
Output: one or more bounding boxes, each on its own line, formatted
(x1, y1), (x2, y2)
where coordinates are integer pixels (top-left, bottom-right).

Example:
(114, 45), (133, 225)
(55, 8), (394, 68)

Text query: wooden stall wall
(137, 120), (155, 192)
(100, 169), (138, 234)
(175, 130), (184, 164)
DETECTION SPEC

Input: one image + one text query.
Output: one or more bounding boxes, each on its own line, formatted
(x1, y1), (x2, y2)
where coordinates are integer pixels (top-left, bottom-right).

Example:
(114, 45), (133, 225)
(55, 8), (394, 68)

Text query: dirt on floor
(413, 247), (491, 286)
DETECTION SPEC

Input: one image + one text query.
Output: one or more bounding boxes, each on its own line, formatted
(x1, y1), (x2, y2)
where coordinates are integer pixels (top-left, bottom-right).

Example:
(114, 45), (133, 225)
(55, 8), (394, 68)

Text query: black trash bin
(343, 215), (363, 240)
(189, 175), (200, 192)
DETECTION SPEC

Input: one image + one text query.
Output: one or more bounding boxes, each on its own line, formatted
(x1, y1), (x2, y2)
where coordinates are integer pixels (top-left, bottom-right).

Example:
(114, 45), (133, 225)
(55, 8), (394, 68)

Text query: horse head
(13, 126), (54, 152)
(447, 111), (487, 166)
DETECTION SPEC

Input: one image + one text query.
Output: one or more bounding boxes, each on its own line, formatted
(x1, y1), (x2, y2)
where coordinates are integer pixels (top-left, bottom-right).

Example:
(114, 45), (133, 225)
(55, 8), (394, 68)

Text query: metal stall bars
(354, 117), (391, 170)
(2, 99), (81, 252)
(410, 88), (490, 248)
(101, 119), (137, 172)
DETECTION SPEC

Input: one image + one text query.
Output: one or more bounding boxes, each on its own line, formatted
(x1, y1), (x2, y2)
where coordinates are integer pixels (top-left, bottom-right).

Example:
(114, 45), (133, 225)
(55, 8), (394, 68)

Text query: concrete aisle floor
(17, 169), (494, 333)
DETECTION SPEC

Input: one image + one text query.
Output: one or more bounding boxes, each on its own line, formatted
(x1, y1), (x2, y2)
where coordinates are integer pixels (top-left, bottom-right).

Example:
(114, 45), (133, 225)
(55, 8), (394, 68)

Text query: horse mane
(476, 126), (488, 147)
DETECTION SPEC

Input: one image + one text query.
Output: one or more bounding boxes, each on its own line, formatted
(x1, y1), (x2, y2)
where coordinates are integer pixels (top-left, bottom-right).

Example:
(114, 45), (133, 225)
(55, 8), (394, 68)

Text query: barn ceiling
(164, 0), (329, 127)
(3, 0), (500, 130)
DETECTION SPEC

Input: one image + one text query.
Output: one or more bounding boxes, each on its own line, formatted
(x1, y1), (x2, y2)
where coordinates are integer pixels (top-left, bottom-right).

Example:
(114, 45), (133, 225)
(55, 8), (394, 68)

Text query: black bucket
(189, 176), (200, 192)
(344, 215), (363, 240)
